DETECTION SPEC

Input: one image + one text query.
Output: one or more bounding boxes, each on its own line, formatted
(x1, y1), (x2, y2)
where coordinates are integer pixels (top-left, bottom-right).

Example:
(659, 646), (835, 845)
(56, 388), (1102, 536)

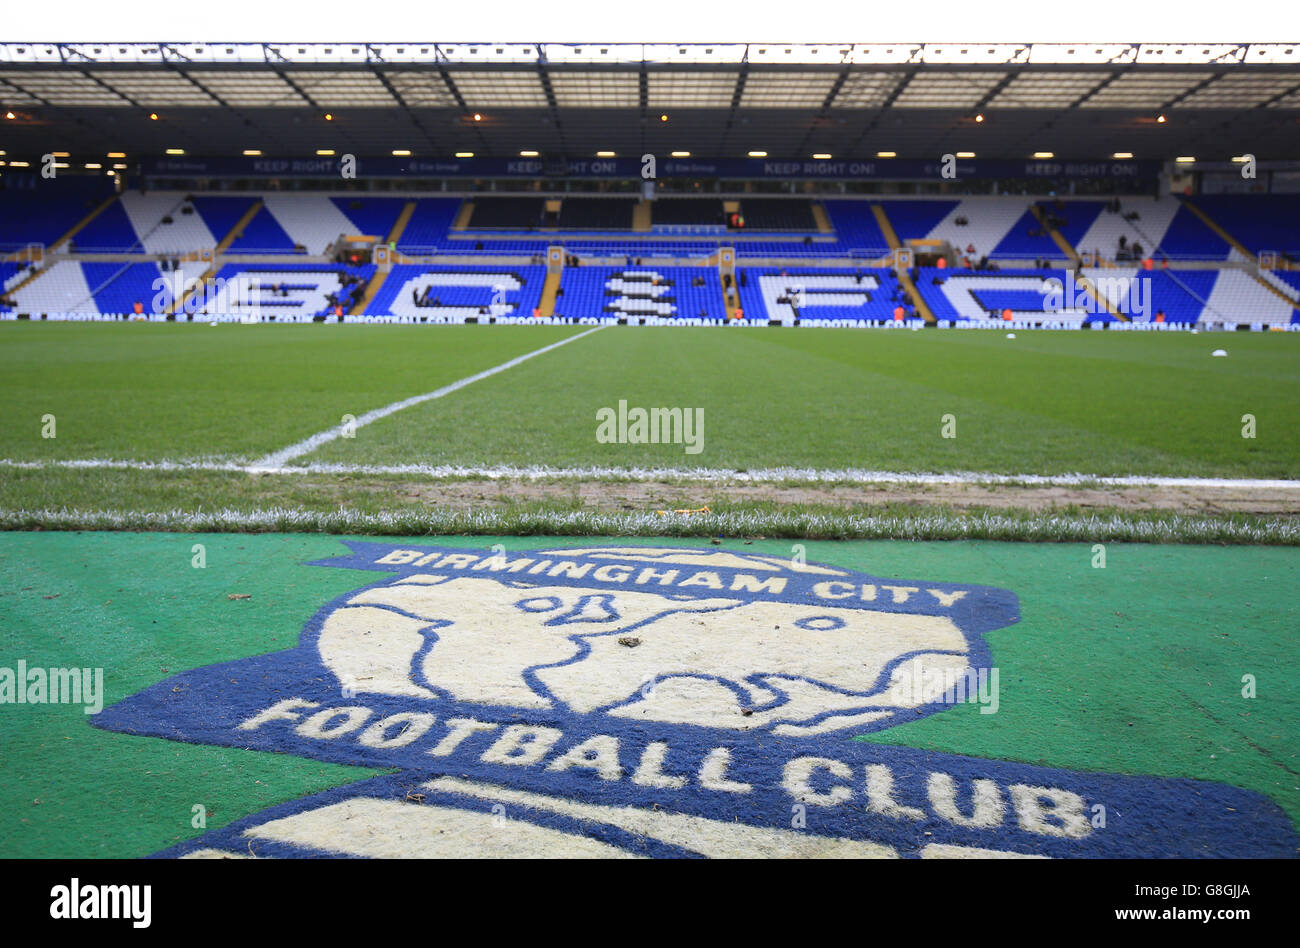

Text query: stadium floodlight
(1113, 152), (1134, 159)
(519, 150), (539, 157)
(670, 151), (690, 157)
(1032, 151), (1054, 158)
(812, 154), (832, 159)
(165, 148), (184, 155)
(9, 160), (29, 167)
(454, 152), (474, 158)
(956, 151), (976, 158)
(1157, 114), (1167, 123)
(1231, 155), (1250, 162)
(243, 150), (262, 156)
(596, 151), (616, 157)
(877, 151), (897, 158)
(4, 112), (14, 120)
(316, 149), (335, 156)
(107, 152), (125, 158)
(1175, 155), (1196, 162)
(392, 149), (412, 156)
(148, 113), (158, 120)
(748, 151), (768, 158)
(84, 162), (102, 169)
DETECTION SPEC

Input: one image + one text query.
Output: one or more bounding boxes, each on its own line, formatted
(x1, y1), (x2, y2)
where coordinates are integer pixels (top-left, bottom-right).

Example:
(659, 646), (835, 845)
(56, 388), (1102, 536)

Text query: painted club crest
(93, 543), (1298, 859)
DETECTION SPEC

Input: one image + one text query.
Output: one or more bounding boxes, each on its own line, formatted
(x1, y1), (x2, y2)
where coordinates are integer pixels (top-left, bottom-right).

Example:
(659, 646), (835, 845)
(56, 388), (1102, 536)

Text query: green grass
(0, 322), (584, 461)
(0, 467), (1295, 544)
(3, 322), (1295, 477)
(1, 322), (1296, 540)
(308, 326), (1300, 476)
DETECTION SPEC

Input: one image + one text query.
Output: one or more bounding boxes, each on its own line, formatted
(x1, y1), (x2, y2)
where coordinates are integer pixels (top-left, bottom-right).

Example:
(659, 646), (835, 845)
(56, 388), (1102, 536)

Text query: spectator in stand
(133, 300), (144, 316)
(1155, 309), (1166, 323)
(1002, 308), (1014, 321)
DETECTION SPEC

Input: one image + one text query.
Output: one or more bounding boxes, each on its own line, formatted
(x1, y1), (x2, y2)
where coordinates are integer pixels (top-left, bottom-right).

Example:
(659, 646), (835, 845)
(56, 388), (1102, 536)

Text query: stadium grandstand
(2, 41), (1300, 328)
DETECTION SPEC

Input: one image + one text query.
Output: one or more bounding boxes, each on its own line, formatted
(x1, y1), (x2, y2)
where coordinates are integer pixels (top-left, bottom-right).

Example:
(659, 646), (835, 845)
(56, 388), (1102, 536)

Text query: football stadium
(2, 33), (1298, 887)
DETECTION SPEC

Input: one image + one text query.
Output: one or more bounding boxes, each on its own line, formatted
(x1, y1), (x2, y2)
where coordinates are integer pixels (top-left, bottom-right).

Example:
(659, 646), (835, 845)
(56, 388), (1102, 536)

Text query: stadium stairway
(351, 269), (388, 315)
(811, 203), (834, 234)
(871, 203), (935, 324)
(3, 262), (53, 300)
(216, 201), (265, 254)
(1201, 269), (1298, 326)
(1180, 197), (1256, 262)
(632, 201), (652, 232)
(451, 201), (474, 231)
(1030, 204), (1128, 321)
(1177, 196), (1300, 311)
(168, 203), (262, 315)
(538, 250), (563, 317)
(387, 200), (418, 246)
(49, 193), (121, 252)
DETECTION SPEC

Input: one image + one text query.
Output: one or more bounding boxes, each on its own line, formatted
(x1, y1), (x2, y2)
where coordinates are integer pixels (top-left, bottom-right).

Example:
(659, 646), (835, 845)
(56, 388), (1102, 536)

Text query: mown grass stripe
(249, 325), (607, 469)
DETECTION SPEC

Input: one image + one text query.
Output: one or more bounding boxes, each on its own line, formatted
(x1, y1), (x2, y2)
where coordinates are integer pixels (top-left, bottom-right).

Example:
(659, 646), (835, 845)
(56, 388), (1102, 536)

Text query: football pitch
(1, 321), (1298, 541)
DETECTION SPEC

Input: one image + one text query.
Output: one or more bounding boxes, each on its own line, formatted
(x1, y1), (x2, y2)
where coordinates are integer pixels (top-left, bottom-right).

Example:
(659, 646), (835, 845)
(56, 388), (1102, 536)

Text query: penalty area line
(248, 325), (606, 469)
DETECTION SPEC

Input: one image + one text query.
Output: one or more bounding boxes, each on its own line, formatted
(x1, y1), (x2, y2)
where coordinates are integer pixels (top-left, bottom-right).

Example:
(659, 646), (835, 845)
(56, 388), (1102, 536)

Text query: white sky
(4, 0), (1296, 44)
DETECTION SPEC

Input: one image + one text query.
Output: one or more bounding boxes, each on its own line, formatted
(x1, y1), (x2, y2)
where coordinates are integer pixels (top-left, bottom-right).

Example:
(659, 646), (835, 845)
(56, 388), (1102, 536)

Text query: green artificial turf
(0, 532), (1295, 857)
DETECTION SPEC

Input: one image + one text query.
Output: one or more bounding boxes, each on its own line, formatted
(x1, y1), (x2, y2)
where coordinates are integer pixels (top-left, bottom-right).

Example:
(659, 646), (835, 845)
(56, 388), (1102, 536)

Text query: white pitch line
(248, 325), (607, 470)
(3, 458), (1298, 490)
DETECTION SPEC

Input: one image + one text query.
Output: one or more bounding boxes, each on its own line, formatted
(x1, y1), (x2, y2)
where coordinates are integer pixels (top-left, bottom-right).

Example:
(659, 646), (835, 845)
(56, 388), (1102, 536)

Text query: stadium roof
(2, 43), (1300, 162)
